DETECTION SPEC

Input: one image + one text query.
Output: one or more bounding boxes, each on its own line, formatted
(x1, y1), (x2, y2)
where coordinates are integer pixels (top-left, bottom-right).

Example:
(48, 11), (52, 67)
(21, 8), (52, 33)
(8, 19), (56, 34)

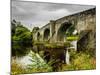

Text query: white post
(65, 50), (70, 64)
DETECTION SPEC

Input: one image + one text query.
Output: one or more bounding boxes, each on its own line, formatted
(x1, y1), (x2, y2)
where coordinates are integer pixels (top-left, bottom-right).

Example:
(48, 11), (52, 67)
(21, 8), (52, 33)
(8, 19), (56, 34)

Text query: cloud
(11, 0), (95, 30)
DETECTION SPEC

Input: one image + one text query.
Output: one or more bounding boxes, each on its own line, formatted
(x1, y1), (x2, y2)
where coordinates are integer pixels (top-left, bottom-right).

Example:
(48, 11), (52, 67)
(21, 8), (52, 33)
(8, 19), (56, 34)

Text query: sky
(11, 0), (95, 30)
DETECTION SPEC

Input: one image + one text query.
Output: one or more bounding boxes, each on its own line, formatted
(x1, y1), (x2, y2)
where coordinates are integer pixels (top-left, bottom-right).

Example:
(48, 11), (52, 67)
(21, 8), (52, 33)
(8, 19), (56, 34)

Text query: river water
(12, 50), (45, 68)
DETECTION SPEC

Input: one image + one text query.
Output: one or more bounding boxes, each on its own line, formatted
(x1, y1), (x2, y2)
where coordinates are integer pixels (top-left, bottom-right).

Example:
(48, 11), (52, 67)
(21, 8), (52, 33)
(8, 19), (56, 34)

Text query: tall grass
(61, 52), (96, 71)
(11, 59), (27, 75)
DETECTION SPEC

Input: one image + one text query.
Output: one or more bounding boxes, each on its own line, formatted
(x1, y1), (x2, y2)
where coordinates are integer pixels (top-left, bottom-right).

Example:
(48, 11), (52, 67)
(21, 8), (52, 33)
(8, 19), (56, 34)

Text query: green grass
(66, 36), (79, 41)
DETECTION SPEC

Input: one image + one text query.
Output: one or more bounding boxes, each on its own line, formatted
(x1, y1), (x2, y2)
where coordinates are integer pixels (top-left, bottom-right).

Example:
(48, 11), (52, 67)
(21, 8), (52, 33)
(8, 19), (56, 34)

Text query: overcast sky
(11, 0), (95, 30)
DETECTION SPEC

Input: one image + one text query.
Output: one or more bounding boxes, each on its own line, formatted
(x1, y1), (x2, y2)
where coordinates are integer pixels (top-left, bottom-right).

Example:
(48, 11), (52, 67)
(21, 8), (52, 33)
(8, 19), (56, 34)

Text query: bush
(61, 52), (96, 71)
(73, 53), (96, 70)
(12, 23), (32, 56)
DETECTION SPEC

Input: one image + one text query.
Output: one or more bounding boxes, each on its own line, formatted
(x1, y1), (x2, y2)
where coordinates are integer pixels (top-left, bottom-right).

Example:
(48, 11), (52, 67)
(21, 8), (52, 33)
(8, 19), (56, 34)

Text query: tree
(11, 20), (32, 56)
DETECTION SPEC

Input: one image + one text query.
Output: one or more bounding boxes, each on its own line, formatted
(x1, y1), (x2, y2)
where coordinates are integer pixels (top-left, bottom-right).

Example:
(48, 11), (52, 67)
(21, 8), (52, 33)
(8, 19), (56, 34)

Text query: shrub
(61, 52), (96, 71)
(12, 24), (32, 56)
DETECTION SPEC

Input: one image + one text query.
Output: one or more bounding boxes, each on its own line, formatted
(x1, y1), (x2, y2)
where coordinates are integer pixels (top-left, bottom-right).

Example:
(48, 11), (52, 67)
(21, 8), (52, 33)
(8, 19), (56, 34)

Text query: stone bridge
(33, 8), (96, 65)
(33, 8), (95, 44)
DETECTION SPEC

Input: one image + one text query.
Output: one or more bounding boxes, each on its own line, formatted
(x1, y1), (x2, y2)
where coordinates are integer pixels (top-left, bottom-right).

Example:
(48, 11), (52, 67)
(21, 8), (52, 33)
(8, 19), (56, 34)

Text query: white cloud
(11, 0), (95, 30)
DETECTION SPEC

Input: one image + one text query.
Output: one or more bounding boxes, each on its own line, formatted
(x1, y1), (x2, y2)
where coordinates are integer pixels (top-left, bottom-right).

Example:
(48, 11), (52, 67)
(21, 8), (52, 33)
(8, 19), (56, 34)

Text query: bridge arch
(37, 32), (41, 41)
(57, 22), (72, 42)
(43, 28), (50, 41)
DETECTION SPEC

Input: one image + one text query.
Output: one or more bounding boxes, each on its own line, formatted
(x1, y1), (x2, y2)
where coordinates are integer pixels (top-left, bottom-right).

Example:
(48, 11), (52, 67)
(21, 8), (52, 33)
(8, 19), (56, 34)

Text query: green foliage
(44, 42), (71, 49)
(65, 25), (79, 41)
(33, 42), (71, 49)
(72, 53), (95, 70)
(11, 51), (96, 74)
(61, 52), (96, 71)
(69, 49), (76, 61)
(66, 25), (75, 36)
(66, 36), (79, 41)
(44, 43), (61, 48)
(11, 20), (32, 56)
(27, 52), (53, 73)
